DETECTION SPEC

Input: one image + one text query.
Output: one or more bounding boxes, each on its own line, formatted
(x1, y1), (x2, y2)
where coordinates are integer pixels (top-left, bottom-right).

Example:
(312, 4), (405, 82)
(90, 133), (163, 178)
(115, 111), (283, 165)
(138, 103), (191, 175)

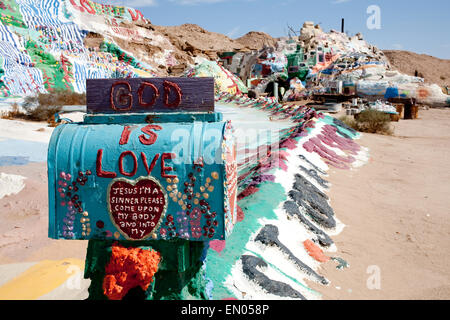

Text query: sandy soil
(0, 162), (87, 264)
(1, 108), (449, 300)
(307, 108), (450, 299)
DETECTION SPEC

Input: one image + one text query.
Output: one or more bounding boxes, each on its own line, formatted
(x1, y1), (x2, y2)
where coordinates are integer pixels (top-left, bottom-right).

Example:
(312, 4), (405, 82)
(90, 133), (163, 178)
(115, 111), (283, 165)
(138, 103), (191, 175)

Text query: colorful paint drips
(204, 93), (364, 300)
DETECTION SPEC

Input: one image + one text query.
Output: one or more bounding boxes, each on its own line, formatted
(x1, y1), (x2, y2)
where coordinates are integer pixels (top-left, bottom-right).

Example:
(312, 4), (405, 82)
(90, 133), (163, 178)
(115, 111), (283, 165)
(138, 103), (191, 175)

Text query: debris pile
(220, 22), (450, 107)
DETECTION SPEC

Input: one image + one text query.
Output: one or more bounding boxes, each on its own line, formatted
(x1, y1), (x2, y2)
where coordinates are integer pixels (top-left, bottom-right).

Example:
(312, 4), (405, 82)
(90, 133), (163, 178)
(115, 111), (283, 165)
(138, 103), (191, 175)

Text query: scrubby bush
(339, 109), (393, 135)
(338, 115), (357, 131)
(356, 109), (393, 134)
(23, 103), (61, 122)
(23, 89), (86, 109)
(1, 103), (26, 120)
(2, 90), (85, 123)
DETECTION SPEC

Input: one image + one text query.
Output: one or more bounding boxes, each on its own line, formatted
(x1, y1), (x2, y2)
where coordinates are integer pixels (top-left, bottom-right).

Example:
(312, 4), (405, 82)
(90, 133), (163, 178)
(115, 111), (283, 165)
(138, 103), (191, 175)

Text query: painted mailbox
(48, 77), (237, 242)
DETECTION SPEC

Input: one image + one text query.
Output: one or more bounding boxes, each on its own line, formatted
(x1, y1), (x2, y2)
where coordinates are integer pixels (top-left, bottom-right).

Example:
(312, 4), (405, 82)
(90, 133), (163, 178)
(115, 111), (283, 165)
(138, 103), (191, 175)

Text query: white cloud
(226, 26), (240, 38)
(169, 0), (226, 5)
(96, 0), (158, 7)
(332, 0), (351, 4)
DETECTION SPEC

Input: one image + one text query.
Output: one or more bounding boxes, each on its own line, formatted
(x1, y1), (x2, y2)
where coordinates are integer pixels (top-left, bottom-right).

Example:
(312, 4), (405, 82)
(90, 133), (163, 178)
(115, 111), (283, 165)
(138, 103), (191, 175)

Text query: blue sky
(103, 0), (450, 59)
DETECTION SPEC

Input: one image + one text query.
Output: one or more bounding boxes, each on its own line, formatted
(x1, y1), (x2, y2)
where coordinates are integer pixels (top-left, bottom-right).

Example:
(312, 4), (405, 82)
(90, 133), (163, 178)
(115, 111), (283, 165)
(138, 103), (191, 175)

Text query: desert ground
(308, 108), (450, 299)
(0, 108), (449, 299)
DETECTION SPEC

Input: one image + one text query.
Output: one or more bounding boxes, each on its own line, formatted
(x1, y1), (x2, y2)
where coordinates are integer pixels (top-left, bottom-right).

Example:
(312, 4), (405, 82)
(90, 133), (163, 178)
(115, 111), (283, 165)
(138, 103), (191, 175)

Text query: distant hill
(235, 31), (277, 50)
(384, 50), (450, 88)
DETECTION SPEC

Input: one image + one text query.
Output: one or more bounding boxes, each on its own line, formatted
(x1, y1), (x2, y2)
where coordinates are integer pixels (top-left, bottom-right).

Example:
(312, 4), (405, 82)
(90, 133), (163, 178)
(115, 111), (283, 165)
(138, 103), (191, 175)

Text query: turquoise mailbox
(48, 78), (237, 242)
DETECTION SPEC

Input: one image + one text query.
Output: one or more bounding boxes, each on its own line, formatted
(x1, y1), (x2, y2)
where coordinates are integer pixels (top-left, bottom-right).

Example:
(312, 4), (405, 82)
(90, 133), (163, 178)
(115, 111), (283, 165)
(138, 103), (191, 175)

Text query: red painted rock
(303, 239), (330, 263)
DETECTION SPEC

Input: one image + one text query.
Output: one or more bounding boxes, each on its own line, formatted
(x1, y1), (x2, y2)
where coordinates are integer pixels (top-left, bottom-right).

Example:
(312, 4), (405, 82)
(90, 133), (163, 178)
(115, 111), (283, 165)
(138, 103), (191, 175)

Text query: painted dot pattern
(58, 170), (91, 239)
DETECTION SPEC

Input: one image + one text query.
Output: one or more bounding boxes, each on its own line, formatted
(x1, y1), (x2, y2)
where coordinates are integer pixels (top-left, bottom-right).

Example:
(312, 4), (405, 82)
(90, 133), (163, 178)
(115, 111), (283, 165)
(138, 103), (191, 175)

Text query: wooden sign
(86, 77), (215, 114)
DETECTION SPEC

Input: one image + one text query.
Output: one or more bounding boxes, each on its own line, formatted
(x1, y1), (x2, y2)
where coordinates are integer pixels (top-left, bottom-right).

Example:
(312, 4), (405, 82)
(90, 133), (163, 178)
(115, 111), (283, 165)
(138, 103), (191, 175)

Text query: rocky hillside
(0, 0), (275, 97)
(235, 31), (277, 50)
(384, 50), (450, 88)
(155, 23), (244, 56)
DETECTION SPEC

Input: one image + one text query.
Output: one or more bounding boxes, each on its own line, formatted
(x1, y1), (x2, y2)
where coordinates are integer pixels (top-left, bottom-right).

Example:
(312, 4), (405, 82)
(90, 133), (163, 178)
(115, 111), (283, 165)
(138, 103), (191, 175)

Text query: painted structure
(219, 22), (450, 107)
(202, 92), (366, 300)
(47, 77), (237, 299)
(0, 0), (176, 97)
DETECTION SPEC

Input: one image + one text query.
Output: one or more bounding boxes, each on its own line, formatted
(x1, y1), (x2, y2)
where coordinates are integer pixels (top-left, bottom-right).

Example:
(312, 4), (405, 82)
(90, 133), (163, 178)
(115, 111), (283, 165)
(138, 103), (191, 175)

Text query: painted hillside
(0, 0), (273, 98)
(0, 0), (181, 97)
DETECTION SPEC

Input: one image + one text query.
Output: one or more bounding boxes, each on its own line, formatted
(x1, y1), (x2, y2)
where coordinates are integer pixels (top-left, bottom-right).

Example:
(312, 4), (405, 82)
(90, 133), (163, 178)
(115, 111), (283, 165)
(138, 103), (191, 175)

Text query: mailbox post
(48, 77), (237, 300)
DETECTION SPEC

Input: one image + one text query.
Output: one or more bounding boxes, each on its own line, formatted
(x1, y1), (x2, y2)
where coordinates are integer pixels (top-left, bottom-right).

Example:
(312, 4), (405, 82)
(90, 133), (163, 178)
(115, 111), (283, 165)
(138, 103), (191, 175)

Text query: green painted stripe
(206, 181), (284, 299)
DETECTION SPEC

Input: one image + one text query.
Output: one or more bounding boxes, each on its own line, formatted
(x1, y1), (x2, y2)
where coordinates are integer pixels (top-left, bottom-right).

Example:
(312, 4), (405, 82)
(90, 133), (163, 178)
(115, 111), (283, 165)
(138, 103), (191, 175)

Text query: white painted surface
(0, 173), (26, 199)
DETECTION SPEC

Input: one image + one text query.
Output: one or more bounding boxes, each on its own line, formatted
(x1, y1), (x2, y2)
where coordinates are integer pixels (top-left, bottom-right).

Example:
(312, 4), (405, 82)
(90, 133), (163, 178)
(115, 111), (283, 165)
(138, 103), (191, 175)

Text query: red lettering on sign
(138, 82), (159, 108)
(161, 153), (177, 178)
(139, 125), (161, 146)
(96, 149), (117, 178)
(141, 153), (160, 175)
(111, 81), (133, 111)
(163, 81), (182, 108)
(119, 151), (138, 177)
(119, 126), (132, 145)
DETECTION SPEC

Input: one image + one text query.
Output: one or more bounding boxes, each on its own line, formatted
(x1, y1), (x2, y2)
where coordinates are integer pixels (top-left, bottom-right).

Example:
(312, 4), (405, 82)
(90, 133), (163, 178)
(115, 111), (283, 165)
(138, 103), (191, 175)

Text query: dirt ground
(1, 108), (449, 299)
(0, 162), (87, 264)
(308, 108), (450, 299)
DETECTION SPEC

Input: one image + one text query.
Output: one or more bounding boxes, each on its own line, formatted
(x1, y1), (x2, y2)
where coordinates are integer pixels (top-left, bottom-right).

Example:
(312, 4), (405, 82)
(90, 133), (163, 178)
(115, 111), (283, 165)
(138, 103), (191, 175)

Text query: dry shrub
(356, 110), (393, 134)
(31, 90), (86, 107)
(338, 115), (357, 131)
(25, 104), (62, 122)
(2, 90), (85, 123)
(339, 109), (393, 135)
(1, 103), (27, 120)
(20, 90), (85, 123)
